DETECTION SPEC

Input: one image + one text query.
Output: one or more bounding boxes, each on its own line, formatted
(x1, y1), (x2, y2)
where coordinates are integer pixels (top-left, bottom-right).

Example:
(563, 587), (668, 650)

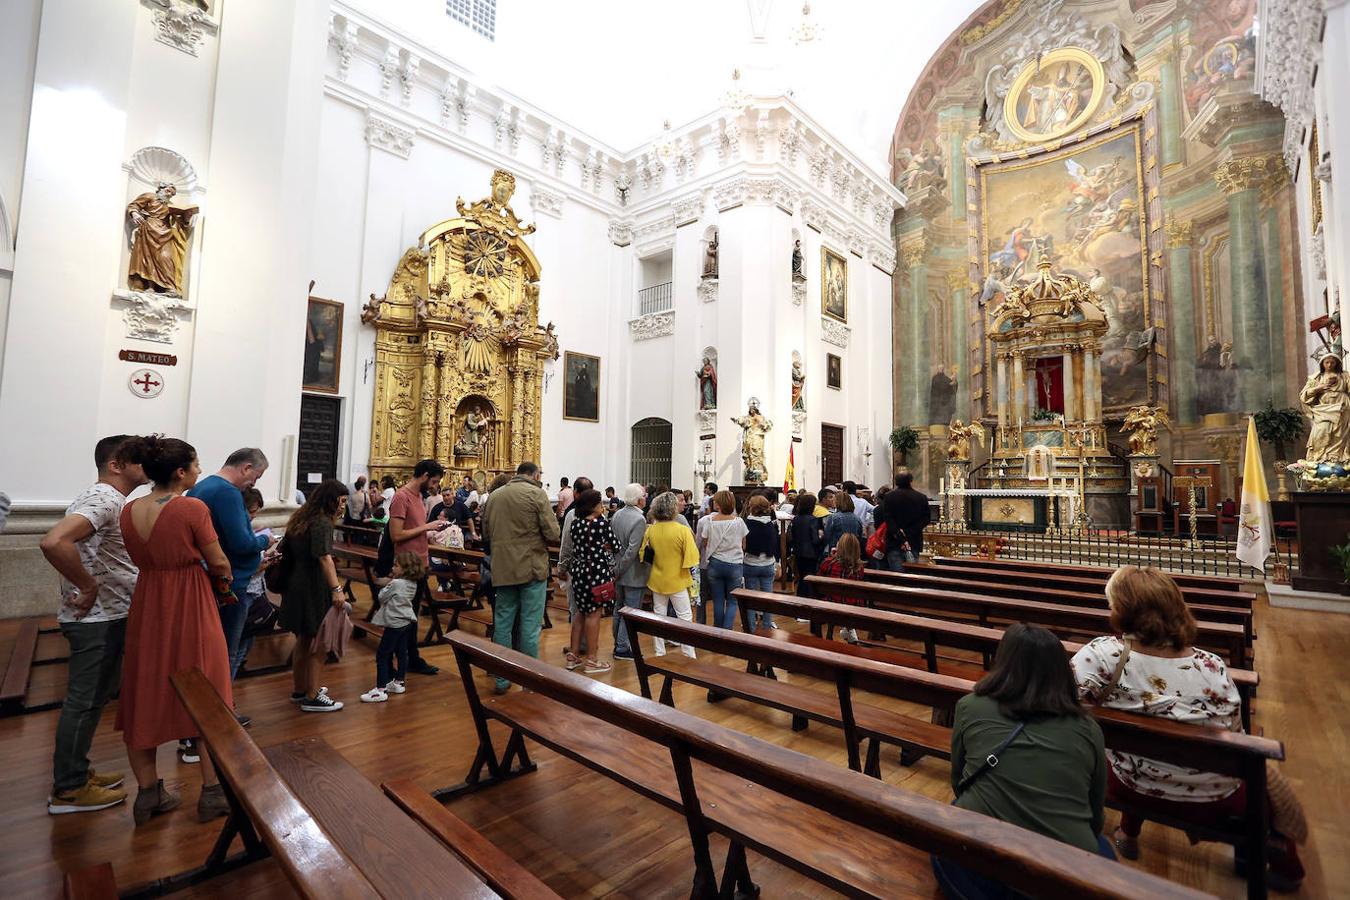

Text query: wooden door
(297, 394), (342, 498)
(820, 424), (844, 488)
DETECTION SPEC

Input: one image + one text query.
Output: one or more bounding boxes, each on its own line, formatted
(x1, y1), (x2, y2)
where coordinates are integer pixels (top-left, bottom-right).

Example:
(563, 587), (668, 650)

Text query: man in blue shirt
(187, 448), (272, 728)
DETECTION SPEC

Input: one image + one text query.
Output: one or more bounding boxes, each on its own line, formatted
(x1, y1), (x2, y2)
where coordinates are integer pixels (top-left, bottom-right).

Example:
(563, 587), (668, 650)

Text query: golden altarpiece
(366, 170), (558, 485)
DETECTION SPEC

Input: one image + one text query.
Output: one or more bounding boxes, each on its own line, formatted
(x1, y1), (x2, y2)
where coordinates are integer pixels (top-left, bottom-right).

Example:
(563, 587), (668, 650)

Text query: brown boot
(197, 783), (229, 822)
(133, 779), (180, 826)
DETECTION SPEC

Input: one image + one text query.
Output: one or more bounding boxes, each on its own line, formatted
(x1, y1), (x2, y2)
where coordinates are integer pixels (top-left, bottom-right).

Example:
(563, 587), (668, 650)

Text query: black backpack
(263, 533), (294, 594)
(374, 519), (395, 578)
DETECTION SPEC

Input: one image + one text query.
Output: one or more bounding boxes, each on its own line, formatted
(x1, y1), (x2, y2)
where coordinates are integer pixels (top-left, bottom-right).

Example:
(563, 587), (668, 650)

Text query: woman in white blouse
(1070, 566), (1304, 891)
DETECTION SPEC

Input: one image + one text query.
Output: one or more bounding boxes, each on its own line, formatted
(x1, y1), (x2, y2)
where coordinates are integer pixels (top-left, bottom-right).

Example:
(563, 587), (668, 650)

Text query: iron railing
(637, 281), (673, 316)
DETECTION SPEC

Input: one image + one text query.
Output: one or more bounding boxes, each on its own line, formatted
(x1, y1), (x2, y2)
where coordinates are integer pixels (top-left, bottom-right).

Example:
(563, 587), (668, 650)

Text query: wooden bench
(168, 668), (517, 899)
(808, 575), (1252, 669)
(869, 568), (1256, 645)
(0, 618), (60, 717)
(732, 589), (1258, 731)
(914, 560), (1253, 609)
(62, 863), (117, 899)
(934, 555), (1251, 594)
(439, 630), (1204, 900)
(329, 541), (384, 637)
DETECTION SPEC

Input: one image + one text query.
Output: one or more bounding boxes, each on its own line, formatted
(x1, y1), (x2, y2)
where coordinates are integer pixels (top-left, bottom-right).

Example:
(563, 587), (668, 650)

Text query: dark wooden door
(297, 394), (342, 498)
(821, 424), (844, 488)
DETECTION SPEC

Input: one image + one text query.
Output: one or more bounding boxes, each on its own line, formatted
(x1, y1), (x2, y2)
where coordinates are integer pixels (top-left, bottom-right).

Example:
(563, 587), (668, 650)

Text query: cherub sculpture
(1121, 405), (1172, 456)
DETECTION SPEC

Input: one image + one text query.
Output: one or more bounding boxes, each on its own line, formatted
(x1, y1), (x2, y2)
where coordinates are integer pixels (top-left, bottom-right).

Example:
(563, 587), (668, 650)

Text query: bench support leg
(659, 676), (675, 707)
(864, 738), (882, 778)
(432, 729), (538, 802)
(718, 842), (760, 899)
(669, 743), (719, 900)
(899, 745), (925, 767)
(790, 714), (808, 732)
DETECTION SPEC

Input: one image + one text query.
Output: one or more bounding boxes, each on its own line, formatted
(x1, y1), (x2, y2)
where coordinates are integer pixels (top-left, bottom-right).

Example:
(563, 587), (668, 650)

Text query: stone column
(1215, 157), (1279, 411)
(902, 239), (930, 424)
(1158, 51), (1185, 168)
(1262, 199), (1288, 405)
(1012, 352), (1025, 426)
(948, 271), (969, 416)
(1165, 217), (1198, 423)
(996, 353), (1009, 431)
(1083, 346), (1098, 422)
(1062, 348), (1076, 420)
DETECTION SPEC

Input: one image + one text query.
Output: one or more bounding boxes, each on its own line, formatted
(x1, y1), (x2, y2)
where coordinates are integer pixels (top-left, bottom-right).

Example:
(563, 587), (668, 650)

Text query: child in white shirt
(360, 552), (423, 703)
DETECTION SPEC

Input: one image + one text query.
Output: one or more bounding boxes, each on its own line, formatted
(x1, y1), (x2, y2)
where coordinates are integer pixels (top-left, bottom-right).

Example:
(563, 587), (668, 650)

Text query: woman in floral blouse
(1070, 566), (1304, 890)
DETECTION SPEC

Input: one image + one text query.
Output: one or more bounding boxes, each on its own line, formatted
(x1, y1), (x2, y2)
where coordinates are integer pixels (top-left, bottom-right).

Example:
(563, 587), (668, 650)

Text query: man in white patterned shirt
(40, 435), (147, 814)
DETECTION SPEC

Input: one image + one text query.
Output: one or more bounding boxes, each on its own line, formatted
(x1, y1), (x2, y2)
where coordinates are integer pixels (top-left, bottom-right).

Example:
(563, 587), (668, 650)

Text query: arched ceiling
(344, 0), (990, 179)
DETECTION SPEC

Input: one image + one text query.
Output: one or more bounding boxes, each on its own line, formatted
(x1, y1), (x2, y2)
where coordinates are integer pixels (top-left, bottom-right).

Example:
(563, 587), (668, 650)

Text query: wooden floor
(1, 585), (1346, 899)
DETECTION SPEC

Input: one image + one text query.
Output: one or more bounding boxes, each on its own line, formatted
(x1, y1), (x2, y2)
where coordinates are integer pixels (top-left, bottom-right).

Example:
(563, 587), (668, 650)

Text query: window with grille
(631, 417), (673, 489)
(446, 0), (496, 40)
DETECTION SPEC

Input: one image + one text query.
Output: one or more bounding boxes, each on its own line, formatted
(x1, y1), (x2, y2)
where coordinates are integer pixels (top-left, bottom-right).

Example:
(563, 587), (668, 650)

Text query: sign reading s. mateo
(119, 349), (178, 366)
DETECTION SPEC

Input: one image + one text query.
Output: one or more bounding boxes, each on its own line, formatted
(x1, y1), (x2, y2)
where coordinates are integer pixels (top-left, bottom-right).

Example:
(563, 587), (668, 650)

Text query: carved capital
(1213, 156), (1286, 196)
(1164, 216), (1193, 249)
(365, 113), (415, 159)
(900, 239), (927, 269)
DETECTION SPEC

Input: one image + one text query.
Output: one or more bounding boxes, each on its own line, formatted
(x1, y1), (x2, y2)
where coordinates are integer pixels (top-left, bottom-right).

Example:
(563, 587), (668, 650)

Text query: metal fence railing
(637, 281), (673, 316)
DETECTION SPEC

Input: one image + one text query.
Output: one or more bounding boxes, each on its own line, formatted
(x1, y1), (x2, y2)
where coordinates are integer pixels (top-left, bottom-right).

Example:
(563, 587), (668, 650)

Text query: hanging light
(788, 2), (822, 46)
(721, 68), (752, 114)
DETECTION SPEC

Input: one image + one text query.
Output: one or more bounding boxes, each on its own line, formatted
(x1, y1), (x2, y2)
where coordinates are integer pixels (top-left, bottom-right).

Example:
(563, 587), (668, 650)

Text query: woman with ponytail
(116, 435), (235, 826)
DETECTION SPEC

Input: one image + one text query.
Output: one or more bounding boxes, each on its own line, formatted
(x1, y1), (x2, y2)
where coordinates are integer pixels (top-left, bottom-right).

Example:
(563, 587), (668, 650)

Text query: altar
(955, 487), (1080, 533)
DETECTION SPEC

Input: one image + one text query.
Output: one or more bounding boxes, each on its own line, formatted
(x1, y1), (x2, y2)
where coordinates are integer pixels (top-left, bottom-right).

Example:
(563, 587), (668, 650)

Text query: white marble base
(1267, 581), (1350, 613)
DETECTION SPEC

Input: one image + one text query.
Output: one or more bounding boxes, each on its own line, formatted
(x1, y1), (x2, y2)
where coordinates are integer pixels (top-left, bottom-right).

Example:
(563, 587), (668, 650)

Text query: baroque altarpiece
(366, 170), (558, 484)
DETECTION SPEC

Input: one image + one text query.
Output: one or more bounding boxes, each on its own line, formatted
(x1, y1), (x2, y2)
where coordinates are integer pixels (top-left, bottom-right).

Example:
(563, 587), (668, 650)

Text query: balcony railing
(637, 281), (673, 316)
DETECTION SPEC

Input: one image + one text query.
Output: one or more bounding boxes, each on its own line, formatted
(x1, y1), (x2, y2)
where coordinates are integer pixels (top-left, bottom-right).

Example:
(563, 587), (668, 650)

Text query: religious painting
(1182, 0), (1256, 116)
(303, 297), (342, 394)
(1003, 47), (1105, 144)
(826, 353), (842, 390)
(978, 124), (1151, 411)
(563, 352), (600, 422)
(821, 247), (848, 323)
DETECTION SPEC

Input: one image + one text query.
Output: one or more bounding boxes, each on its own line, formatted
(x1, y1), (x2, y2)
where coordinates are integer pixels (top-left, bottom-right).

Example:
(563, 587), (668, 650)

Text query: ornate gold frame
(303, 296), (343, 395)
(821, 246), (849, 323)
(562, 351), (601, 423)
(1002, 46), (1106, 145)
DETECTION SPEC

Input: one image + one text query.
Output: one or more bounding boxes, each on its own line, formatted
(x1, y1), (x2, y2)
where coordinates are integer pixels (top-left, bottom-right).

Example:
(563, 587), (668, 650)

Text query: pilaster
(1165, 216), (1198, 422)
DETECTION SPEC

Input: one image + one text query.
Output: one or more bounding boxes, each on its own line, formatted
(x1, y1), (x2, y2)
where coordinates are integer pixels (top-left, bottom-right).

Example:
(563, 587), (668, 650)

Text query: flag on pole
(783, 443), (796, 494)
(1236, 415), (1272, 574)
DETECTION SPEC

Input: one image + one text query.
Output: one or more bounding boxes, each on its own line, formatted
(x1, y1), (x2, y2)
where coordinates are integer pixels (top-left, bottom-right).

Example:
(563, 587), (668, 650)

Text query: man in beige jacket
(480, 461), (560, 692)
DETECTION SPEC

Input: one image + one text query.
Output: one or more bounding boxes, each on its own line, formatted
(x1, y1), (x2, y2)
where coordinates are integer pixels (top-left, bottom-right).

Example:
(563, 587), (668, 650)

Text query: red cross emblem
(128, 368), (164, 399)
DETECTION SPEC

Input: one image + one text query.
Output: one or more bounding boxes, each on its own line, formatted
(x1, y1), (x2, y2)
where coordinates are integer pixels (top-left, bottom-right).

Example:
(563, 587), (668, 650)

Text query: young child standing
(360, 551), (424, 702)
(816, 532), (865, 643)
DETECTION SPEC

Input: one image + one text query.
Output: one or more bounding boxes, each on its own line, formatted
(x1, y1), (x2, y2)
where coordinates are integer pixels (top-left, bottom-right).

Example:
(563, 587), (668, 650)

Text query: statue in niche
(732, 399), (774, 484)
(126, 183), (199, 297)
(1121, 405), (1172, 457)
(696, 356), (718, 410)
(455, 404), (491, 457)
(791, 240), (806, 283)
(1300, 354), (1350, 465)
(791, 358), (806, 412)
(929, 365), (957, 425)
(703, 231), (719, 279)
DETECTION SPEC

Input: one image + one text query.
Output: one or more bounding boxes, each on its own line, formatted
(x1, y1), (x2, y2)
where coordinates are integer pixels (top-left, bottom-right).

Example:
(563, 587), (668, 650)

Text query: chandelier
(721, 68), (752, 114)
(788, 2), (822, 45)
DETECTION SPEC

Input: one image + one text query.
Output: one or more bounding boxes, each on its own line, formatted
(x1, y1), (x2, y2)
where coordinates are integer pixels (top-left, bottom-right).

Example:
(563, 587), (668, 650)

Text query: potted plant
(889, 425), (920, 468)
(1254, 402), (1305, 500)
(1330, 535), (1350, 596)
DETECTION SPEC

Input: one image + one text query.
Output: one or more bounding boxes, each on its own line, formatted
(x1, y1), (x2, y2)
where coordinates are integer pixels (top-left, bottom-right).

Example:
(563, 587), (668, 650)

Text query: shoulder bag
(954, 721), (1027, 798)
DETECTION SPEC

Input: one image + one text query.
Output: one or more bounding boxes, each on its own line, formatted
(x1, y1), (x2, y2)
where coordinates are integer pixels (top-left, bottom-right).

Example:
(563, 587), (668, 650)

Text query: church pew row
(807, 575), (1252, 669)
(618, 608), (1282, 900)
(869, 568), (1256, 645)
(167, 667), (557, 900)
(439, 630), (1207, 900)
(911, 560), (1253, 609)
(730, 589), (1257, 730)
(933, 554), (1250, 595)
(0, 618), (63, 717)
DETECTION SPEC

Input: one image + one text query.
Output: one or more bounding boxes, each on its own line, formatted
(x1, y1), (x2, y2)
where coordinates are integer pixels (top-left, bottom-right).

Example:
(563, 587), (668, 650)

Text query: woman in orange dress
(118, 436), (235, 826)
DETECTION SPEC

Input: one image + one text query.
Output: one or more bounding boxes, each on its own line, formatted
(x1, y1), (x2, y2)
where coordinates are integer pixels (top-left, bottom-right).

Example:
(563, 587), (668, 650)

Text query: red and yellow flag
(783, 443), (796, 493)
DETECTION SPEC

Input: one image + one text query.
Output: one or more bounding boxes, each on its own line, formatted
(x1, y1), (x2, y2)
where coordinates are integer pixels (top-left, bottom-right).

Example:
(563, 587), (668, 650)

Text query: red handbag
(591, 581), (617, 605)
(865, 524), (888, 559)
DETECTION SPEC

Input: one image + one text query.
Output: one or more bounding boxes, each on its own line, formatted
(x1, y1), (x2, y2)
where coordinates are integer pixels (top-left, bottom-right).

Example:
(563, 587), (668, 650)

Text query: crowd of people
(34, 440), (1304, 892)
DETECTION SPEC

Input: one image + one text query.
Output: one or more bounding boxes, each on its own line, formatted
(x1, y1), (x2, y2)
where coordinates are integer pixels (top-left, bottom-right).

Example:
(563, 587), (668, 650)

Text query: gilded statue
(1121, 405), (1172, 456)
(732, 399), (774, 484)
(456, 169), (536, 238)
(126, 183), (198, 296)
(1300, 355), (1350, 465)
(455, 404), (491, 457)
(946, 418), (986, 461)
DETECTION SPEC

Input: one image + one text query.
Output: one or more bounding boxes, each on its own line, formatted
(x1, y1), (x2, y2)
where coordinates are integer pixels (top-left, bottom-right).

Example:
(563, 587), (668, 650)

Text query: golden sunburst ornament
(463, 231), (508, 278)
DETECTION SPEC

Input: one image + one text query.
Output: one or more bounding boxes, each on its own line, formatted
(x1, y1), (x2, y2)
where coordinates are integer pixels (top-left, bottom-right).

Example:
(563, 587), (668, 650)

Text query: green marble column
(1217, 161), (1270, 412)
(949, 271), (970, 417)
(908, 247), (931, 425)
(895, 260), (915, 426)
(1158, 53), (1184, 168)
(1263, 206), (1287, 405)
(1166, 218), (1198, 423)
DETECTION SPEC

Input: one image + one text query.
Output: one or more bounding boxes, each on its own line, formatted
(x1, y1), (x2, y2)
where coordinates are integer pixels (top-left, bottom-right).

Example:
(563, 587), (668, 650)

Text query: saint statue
(791, 360), (806, 412)
(731, 399), (774, 484)
(126, 183), (199, 296)
(1300, 354), (1350, 465)
(696, 357), (718, 410)
(1121, 405), (1172, 457)
(455, 404), (490, 456)
(703, 232), (719, 279)
(791, 239), (805, 283)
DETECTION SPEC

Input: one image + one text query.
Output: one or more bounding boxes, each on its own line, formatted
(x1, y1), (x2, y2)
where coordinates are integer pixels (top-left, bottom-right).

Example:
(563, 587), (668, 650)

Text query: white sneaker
(360, 688), (388, 703)
(383, 680), (406, 694)
(841, 628), (859, 644)
(300, 687), (344, 712)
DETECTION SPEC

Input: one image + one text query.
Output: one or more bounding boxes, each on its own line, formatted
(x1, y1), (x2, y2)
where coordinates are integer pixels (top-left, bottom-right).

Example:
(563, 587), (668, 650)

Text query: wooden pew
(867, 568), (1256, 645)
(383, 780), (561, 900)
(440, 630), (1205, 900)
(621, 609), (1283, 900)
(807, 575), (1252, 669)
(934, 555), (1250, 594)
(0, 618), (60, 717)
(731, 589), (1258, 730)
(169, 668), (503, 899)
(62, 863), (117, 900)
(329, 541), (383, 634)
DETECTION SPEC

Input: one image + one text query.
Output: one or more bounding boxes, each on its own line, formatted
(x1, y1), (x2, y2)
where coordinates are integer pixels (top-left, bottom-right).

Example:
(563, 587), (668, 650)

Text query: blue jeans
(885, 548), (915, 572)
(612, 585), (645, 655)
(232, 588), (265, 678)
(706, 558), (743, 630)
(375, 623), (415, 686)
(218, 591), (251, 683)
(492, 580), (548, 690)
(53, 619), (126, 793)
(741, 562), (776, 629)
(931, 835), (1115, 899)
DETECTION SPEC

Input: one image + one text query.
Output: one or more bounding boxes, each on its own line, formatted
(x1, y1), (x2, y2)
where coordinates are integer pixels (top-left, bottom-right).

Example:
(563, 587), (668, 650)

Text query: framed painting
(826, 353), (842, 390)
(821, 246), (848, 323)
(563, 351), (600, 422)
(1002, 47), (1106, 145)
(303, 296), (343, 394)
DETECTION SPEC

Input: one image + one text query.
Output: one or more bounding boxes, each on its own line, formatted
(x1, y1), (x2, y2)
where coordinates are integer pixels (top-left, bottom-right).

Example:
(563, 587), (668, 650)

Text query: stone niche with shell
(366, 169), (558, 486)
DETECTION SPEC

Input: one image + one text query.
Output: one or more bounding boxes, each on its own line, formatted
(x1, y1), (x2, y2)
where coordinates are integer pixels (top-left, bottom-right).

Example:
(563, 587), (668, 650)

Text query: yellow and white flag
(1236, 415), (1272, 573)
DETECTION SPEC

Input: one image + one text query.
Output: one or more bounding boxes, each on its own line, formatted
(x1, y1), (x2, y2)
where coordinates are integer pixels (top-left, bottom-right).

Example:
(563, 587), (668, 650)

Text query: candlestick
(940, 477), (945, 494)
